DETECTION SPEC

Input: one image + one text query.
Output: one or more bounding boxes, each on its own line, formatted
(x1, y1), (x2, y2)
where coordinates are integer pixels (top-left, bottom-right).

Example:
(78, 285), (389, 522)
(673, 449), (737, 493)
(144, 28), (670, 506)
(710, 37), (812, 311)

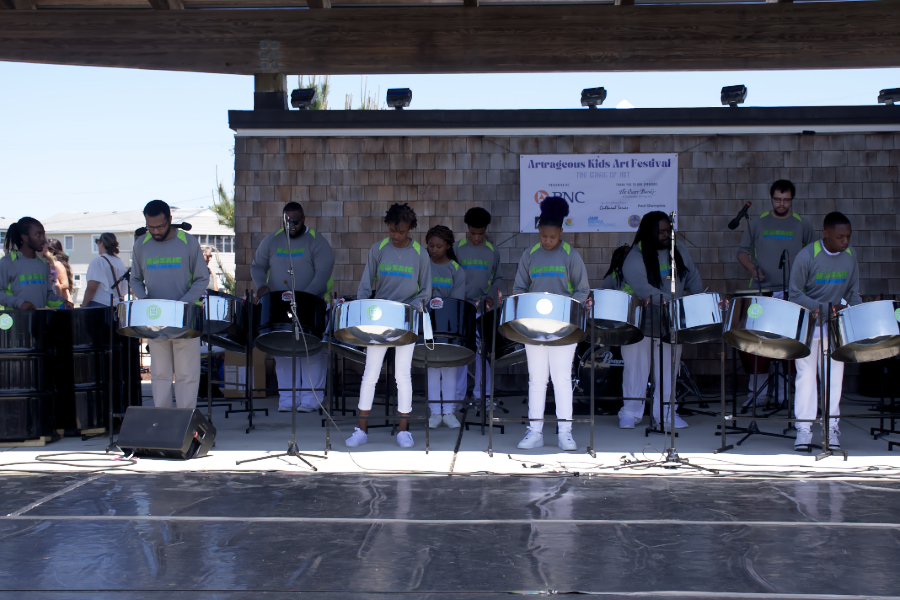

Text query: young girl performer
(425, 225), (467, 428)
(346, 203), (431, 448)
(512, 196), (590, 451)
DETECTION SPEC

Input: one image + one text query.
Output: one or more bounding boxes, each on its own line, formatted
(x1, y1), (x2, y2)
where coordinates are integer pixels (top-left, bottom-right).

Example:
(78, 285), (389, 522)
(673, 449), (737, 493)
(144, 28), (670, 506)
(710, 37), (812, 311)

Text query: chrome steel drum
(202, 291), (248, 353)
(117, 300), (202, 340)
(477, 309), (526, 368)
(733, 288), (773, 298)
(498, 293), (586, 346)
(325, 336), (367, 364)
(670, 293), (723, 344)
(830, 300), (900, 363)
(412, 298), (477, 368)
(723, 296), (813, 360)
(334, 299), (419, 346)
(588, 289), (643, 346)
(254, 291), (327, 357)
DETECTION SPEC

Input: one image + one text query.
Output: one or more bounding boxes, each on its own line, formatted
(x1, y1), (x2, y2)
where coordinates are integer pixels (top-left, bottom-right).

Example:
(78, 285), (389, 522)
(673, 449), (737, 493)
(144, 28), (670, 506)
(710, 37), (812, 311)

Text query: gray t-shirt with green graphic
(430, 260), (466, 301)
(512, 241), (590, 303)
(250, 227), (335, 301)
(737, 211), (815, 292)
(0, 252), (65, 309)
(454, 237), (502, 304)
(131, 230), (209, 304)
(789, 240), (862, 321)
(357, 238), (432, 309)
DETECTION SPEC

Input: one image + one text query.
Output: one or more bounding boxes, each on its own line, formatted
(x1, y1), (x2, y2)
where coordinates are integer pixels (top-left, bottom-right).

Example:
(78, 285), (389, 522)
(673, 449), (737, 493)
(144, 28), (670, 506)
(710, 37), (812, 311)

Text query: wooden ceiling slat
(0, 3), (897, 75)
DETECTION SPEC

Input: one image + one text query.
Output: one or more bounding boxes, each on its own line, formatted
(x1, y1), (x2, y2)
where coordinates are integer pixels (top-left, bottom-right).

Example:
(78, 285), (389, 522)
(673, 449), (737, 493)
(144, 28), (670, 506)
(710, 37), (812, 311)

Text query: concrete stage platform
(3, 389), (900, 597)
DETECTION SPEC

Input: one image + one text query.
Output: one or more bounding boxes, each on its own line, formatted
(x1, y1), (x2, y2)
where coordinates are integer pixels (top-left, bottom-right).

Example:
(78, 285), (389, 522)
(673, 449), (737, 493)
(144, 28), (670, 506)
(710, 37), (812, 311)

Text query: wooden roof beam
(306, 0), (330, 7)
(148, 0), (183, 8)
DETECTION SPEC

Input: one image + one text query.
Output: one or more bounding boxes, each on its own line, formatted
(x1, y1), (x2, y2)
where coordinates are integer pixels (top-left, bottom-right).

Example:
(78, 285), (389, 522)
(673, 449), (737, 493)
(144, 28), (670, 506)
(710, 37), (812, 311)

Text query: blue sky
(2, 61), (898, 220)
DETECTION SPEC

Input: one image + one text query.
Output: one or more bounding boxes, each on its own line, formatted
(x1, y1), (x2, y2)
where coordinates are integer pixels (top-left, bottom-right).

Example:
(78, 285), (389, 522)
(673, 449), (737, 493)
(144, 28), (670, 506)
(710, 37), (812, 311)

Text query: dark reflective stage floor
(3, 473), (900, 598)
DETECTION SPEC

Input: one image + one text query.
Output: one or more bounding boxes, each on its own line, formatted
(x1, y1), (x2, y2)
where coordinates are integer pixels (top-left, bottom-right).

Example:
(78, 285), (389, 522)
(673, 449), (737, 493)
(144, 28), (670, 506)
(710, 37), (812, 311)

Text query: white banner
(519, 154), (678, 233)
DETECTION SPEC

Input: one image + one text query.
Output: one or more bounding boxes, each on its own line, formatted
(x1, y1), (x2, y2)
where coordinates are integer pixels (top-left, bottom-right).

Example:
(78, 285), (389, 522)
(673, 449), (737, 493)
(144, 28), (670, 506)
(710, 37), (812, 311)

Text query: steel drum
(498, 293), (586, 346)
(477, 309), (526, 368)
(830, 300), (900, 363)
(334, 299), (420, 346)
(669, 292), (723, 344)
(117, 299), (202, 340)
(733, 288), (773, 298)
(723, 296), (814, 360)
(412, 298), (477, 368)
(254, 290), (327, 357)
(202, 291), (248, 353)
(588, 289), (643, 346)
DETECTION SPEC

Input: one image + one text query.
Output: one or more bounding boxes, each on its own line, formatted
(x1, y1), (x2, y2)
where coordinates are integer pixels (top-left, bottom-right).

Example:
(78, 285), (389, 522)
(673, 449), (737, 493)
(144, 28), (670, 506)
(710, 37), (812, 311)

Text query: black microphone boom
(727, 201), (752, 230)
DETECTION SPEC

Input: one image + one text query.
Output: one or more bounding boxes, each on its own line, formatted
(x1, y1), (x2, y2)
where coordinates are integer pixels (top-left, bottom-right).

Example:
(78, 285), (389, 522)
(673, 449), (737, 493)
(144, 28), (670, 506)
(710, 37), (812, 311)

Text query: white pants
(274, 351), (326, 410)
(619, 336), (682, 423)
(428, 367), (459, 414)
(148, 337), (201, 409)
(358, 343), (415, 414)
(456, 353), (492, 401)
(795, 335), (843, 430)
(524, 344), (576, 434)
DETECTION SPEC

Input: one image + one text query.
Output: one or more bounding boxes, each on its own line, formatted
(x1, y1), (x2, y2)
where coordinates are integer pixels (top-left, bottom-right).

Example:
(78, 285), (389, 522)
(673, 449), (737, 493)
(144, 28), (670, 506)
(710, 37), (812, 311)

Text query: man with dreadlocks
(1, 216), (71, 310)
(620, 211), (703, 430)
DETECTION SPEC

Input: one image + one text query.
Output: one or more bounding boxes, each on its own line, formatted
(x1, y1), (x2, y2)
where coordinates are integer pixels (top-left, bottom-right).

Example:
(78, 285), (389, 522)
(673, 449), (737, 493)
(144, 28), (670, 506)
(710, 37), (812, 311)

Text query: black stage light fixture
(878, 88), (900, 105)
(581, 87), (607, 109)
(386, 88), (412, 110)
(721, 85), (748, 107)
(291, 88), (317, 110)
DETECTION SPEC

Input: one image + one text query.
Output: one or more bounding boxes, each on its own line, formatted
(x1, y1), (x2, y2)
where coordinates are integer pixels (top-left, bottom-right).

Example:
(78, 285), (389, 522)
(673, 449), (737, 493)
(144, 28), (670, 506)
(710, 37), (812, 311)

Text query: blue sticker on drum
(747, 303), (764, 319)
(146, 305), (162, 320)
(367, 305), (382, 321)
(895, 308), (900, 323)
(0, 314), (12, 330)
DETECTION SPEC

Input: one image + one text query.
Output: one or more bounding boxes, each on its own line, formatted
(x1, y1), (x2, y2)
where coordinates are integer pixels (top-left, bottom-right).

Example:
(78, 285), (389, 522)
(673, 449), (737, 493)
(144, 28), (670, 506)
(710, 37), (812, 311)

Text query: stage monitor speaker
(117, 406), (216, 460)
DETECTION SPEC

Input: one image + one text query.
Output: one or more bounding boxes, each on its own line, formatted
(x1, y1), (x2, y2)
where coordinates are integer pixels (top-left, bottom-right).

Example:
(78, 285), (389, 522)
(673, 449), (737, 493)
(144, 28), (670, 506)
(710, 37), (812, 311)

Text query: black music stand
(102, 267), (133, 453)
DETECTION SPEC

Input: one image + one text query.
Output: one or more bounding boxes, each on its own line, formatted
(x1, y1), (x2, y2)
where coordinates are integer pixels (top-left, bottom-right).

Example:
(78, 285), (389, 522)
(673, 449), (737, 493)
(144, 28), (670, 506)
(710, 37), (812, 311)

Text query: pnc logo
(534, 190), (550, 204)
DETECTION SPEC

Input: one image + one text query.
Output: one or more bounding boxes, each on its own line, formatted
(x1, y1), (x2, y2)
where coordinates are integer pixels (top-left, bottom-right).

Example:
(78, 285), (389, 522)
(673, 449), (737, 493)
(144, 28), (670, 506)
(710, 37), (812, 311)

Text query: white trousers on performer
(619, 336), (681, 423)
(524, 344), (576, 434)
(148, 337), (201, 409)
(428, 367), (459, 414)
(455, 354), (492, 401)
(795, 333), (843, 431)
(274, 351), (326, 410)
(358, 343), (415, 414)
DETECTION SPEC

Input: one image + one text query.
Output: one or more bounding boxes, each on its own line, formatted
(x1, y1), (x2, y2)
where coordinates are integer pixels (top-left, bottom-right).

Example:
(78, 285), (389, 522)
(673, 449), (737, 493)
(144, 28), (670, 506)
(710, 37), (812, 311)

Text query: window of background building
(64, 235), (74, 252)
(92, 235), (100, 254)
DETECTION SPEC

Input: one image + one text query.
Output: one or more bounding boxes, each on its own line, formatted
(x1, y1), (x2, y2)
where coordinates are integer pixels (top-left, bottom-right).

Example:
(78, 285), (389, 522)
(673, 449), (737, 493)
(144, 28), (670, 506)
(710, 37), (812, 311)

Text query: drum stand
(816, 305), (848, 461)
(464, 312), (506, 435)
(644, 303), (676, 438)
(223, 291), (268, 434)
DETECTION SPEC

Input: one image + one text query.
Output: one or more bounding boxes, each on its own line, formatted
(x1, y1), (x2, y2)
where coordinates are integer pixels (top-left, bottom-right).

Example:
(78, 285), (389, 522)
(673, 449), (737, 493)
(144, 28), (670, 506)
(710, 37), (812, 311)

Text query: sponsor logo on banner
(628, 215), (641, 228)
(564, 218), (573, 227)
(588, 217), (616, 229)
(534, 190), (549, 204)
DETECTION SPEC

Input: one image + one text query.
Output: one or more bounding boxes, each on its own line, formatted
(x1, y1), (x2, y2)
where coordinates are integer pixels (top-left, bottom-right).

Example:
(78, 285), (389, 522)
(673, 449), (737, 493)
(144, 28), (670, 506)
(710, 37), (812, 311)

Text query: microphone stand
(102, 267), (131, 452)
(238, 215), (326, 470)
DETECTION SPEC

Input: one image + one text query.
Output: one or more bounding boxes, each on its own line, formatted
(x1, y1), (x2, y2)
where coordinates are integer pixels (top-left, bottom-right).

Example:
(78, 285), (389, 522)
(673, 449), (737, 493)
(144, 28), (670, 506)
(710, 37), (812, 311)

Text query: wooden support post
(254, 73), (288, 110)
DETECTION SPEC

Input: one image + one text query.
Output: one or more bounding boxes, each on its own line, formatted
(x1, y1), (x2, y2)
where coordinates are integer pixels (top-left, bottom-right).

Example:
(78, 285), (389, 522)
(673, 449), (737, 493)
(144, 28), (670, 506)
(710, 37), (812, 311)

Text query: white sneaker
(442, 413), (461, 428)
(619, 417), (636, 429)
(517, 428), (544, 449)
(558, 431), (576, 451)
(794, 428), (812, 451)
(345, 427), (368, 447)
(658, 413), (689, 430)
(396, 431), (414, 448)
(428, 413), (444, 428)
(827, 427), (841, 449)
(297, 406), (318, 413)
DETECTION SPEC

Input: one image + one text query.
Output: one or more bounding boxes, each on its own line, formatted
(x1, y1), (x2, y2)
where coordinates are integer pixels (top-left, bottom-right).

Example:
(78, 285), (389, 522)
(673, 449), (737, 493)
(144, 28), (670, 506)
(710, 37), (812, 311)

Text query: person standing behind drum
(736, 179), (815, 407)
(620, 211), (703, 430)
(345, 203), (431, 449)
(81, 233), (127, 308)
(454, 207), (503, 407)
(425, 225), (467, 429)
(512, 196), (590, 451)
(250, 201), (335, 413)
(788, 211), (861, 452)
(132, 200), (209, 410)
(601, 244), (631, 290)
(0, 217), (71, 310)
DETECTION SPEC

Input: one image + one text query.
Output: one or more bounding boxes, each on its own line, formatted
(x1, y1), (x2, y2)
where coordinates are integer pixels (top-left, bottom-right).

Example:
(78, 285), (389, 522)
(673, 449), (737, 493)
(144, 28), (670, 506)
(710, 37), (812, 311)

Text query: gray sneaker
(794, 428), (812, 451)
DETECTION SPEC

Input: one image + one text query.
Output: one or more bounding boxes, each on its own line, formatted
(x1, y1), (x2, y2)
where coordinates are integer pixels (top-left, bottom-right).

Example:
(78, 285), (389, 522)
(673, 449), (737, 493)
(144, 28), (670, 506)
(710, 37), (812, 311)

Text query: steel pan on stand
(830, 300), (900, 363)
(117, 299), (202, 340)
(333, 299), (419, 347)
(498, 293), (586, 346)
(670, 292), (723, 345)
(412, 298), (477, 368)
(203, 291), (248, 353)
(254, 290), (327, 357)
(477, 309), (526, 368)
(588, 289), (643, 346)
(723, 296), (813, 360)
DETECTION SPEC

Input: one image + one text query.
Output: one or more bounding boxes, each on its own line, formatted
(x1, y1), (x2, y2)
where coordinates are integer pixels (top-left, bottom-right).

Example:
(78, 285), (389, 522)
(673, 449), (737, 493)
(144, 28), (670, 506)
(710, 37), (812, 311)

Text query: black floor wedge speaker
(117, 406), (216, 459)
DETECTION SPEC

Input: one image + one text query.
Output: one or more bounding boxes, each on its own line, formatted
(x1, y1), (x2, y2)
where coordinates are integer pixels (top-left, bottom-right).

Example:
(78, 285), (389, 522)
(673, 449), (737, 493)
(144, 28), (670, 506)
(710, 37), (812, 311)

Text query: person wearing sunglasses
(250, 201), (335, 413)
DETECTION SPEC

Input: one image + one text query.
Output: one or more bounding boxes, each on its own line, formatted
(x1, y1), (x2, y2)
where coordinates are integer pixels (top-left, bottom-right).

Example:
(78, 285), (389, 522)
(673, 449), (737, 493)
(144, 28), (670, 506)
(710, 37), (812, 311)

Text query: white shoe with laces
(558, 431), (576, 451)
(345, 427), (368, 448)
(517, 428), (544, 449)
(619, 417), (636, 429)
(794, 428), (812, 451)
(428, 413), (444, 428)
(442, 413), (461, 428)
(396, 431), (414, 448)
(827, 427), (841, 449)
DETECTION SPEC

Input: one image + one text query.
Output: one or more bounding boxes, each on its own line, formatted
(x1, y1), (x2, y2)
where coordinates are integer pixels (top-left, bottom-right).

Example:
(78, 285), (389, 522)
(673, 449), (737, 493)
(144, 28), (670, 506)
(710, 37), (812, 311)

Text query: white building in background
(31, 208), (235, 303)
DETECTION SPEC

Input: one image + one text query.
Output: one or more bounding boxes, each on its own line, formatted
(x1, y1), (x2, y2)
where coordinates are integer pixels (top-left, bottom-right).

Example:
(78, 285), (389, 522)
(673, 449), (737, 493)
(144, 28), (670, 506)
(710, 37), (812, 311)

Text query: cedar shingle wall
(234, 133), (900, 386)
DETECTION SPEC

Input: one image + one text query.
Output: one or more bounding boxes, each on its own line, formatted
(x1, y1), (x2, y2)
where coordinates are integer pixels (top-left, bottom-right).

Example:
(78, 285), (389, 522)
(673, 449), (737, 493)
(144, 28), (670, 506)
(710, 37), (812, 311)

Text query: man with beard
(132, 200), (210, 409)
(251, 202), (335, 412)
(736, 180), (814, 407)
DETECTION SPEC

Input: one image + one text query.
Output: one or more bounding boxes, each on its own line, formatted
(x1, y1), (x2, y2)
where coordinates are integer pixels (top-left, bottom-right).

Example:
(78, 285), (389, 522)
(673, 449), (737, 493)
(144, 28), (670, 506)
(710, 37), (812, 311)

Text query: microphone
(134, 222), (193, 237)
(727, 202), (752, 230)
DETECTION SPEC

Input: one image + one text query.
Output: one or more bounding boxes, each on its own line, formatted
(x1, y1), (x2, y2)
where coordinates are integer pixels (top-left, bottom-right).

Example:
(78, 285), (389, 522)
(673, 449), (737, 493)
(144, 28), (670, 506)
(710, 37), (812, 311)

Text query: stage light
(721, 85), (748, 107)
(878, 88), (900, 105)
(581, 87), (607, 109)
(291, 88), (317, 110)
(386, 88), (412, 110)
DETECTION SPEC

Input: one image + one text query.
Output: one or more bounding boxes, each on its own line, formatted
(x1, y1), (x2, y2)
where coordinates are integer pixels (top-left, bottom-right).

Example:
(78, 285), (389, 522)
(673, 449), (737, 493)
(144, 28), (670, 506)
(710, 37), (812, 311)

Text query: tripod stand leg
(715, 338), (733, 453)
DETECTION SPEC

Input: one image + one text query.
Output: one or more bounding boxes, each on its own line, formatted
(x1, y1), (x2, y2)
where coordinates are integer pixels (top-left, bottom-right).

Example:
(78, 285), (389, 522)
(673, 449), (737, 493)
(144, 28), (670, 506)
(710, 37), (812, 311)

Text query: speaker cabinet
(117, 406), (216, 459)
